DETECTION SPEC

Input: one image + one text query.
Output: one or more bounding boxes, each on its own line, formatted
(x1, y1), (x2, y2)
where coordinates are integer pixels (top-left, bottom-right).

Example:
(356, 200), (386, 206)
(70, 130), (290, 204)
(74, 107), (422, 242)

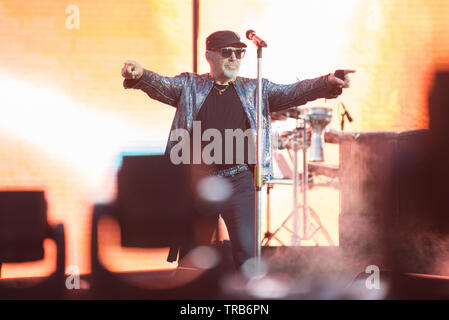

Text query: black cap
(206, 30), (247, 50)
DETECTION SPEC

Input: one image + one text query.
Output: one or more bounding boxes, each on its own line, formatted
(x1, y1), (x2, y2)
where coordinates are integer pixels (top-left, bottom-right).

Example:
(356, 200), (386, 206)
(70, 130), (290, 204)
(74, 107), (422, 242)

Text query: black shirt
(193, 83), (252, 171)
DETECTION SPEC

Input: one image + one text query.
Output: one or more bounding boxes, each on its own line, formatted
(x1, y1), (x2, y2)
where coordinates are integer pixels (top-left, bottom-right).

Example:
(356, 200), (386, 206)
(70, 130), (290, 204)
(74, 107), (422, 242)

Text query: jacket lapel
(234, 77), (257, 130)
(193, 74), (214, 118)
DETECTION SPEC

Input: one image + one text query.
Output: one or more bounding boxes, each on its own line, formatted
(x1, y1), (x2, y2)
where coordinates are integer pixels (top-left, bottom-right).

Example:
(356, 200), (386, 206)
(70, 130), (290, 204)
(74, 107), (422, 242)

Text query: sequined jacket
(124, 69), (341, 181)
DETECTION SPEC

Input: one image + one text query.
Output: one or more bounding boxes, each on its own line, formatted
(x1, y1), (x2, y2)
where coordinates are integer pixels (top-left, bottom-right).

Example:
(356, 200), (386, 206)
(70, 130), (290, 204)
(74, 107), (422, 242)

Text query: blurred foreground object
(0, 191), (65, 299)
(90, 155), (222, 299)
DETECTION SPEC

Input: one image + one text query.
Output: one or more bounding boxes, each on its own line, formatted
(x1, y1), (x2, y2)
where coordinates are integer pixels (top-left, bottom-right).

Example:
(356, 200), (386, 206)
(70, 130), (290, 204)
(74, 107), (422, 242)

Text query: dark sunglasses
(212, 48), (246, 59)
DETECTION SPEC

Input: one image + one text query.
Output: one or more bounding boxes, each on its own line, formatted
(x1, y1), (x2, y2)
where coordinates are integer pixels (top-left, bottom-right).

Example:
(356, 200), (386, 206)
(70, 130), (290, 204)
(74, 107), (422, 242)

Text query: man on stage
(121, 30), (354, 268)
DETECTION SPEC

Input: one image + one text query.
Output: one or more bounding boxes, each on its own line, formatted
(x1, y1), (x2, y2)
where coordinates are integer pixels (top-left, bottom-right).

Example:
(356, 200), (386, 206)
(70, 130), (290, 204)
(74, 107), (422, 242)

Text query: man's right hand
(121, 60), (143, 80)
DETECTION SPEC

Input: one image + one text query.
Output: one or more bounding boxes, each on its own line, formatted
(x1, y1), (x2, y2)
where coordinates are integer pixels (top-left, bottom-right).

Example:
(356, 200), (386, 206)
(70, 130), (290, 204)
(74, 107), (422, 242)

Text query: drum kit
(263, 105), (337, 247)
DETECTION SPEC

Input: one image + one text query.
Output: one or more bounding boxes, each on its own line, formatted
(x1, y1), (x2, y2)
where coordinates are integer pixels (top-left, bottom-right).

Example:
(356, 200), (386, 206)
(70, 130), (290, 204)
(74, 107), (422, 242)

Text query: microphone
(246, 30), (267, 48)
(341, 103), (353, 122)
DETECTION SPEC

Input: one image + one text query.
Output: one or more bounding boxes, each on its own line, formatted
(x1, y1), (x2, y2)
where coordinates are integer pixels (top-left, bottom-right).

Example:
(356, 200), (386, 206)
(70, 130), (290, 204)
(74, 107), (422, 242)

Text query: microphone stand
(255, 45), (264, 275)
(247, 29), (267, 275)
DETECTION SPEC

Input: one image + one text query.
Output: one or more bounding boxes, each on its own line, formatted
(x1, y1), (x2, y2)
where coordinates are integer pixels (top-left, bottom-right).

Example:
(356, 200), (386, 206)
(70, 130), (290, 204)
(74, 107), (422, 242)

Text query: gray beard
(223, 68), (239, 79)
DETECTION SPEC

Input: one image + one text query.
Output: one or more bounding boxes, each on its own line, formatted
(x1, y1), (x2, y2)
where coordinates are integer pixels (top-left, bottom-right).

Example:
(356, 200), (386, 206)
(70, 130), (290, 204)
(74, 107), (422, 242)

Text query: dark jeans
(175, 169), (255, 269)
(220, 170), (255, 268)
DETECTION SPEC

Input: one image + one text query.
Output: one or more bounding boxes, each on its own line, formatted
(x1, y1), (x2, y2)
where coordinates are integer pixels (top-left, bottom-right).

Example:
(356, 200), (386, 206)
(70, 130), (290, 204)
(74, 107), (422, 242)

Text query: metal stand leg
(263, 200), (335, 246)
(262, 183), (285, 246)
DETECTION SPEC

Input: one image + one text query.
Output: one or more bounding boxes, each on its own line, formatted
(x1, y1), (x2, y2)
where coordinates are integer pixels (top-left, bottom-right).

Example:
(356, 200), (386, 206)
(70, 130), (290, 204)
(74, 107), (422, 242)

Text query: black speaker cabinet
(339, 128), (448, 274)
(339, 131), (397, 261)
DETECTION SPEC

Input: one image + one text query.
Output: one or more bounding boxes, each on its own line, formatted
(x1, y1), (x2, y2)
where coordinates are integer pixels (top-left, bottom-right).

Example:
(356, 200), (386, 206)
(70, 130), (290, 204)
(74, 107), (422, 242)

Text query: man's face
(206, 47), (245, 81)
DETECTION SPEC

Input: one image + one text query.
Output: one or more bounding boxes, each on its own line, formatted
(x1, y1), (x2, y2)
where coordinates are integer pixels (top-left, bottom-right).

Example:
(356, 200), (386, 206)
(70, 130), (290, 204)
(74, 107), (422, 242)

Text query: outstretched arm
(267, 69), (355, 113)
(121, 60), (187, 108)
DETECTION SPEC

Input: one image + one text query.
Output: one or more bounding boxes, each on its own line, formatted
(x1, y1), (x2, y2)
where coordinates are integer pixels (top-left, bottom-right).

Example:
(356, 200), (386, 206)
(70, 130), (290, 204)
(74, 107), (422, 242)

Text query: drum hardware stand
(262, 116), (335, 246)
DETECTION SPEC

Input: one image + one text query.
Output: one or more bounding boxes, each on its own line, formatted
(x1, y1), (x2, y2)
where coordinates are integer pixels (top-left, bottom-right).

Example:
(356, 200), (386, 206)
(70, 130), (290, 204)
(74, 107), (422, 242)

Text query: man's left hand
(328, 69), (356, 89)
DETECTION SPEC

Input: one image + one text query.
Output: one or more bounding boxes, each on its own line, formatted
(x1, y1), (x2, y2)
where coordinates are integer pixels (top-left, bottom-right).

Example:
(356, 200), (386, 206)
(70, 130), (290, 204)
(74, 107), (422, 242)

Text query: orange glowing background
(0, 0), (448, 278)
